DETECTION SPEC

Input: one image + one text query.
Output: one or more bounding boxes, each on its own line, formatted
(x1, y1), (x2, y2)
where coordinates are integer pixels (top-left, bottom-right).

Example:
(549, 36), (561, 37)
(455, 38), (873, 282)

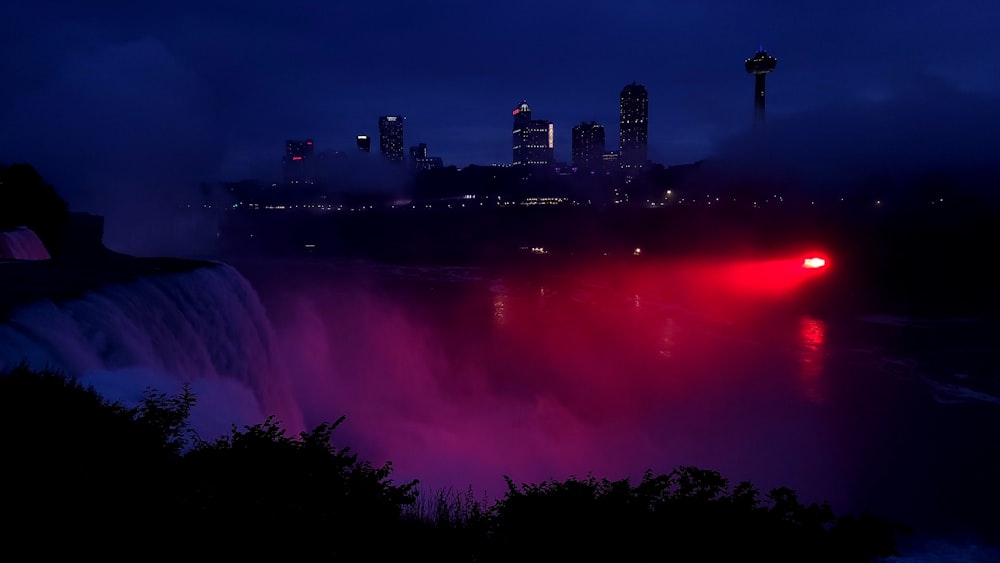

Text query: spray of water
(0, 262), (303, 439)
(0, 227), (51, 260)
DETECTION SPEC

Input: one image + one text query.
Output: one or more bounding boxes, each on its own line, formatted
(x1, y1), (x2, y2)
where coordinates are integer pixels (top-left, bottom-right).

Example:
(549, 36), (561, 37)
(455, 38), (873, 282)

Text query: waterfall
(0, 261), (303, 439)
(0, 227), (51, 260)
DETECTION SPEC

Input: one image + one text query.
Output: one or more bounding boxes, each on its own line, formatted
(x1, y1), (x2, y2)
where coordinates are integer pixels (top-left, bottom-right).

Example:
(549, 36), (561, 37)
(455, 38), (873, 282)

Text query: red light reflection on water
(798, 316), (826, 403)
(251, 255), (839, 504)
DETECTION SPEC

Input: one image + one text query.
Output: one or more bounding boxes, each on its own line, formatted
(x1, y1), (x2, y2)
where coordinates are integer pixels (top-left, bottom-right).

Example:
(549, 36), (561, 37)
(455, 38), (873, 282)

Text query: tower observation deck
(745, 47), (777, 128)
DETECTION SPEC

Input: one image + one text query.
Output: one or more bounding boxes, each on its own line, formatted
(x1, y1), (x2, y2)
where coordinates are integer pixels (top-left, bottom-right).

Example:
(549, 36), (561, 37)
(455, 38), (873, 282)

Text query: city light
(803, 257), (827, 269)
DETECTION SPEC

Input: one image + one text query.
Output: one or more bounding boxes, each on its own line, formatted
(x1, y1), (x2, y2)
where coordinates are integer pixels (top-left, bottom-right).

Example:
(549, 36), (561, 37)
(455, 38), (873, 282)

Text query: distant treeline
(1, 365), (903, 561)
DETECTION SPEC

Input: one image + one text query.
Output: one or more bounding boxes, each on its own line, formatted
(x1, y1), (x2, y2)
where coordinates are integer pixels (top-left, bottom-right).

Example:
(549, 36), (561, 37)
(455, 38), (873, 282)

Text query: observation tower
(745, 46), (777, 128)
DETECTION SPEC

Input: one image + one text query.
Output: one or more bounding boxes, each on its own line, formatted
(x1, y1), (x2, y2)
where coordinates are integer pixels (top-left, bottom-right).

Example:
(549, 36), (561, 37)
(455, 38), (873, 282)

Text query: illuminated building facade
(619, 83), (648, 171)
(409, 142), (444, 170)
(409, 142), (427, 161)
(283, 139), (315, 183)
(602, 150), (620, 172)
(356, 135), (371, 152)
(379, 116), (405, 163)
(571, 121), (606, 170)
(745, 47), (777, 128)
(512, 100), (554, 166)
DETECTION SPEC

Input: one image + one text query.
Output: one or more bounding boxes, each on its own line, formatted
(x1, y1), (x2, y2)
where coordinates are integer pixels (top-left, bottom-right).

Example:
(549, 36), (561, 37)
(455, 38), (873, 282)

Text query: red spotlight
(803, 257), (827, 269)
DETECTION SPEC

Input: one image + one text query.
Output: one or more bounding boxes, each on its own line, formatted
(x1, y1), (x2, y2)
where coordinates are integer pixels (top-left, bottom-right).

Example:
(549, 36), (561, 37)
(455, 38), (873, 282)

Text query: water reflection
(237, 257), (1000, 554)
(798, 316), (826, 403)
(492, 295), (506, 326)
(659, 317), (677, 359)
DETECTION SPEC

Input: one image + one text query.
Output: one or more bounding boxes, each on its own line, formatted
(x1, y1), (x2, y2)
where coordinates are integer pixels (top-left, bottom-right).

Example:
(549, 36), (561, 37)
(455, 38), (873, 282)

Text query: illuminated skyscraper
(283, 139), (314, 183)
(619, 83), (648, 171)
(512, 100), (554, 167)
(409, 142), (427, 161)
(601, 150), (620, 173)
(378, 116), (405, 162)
(409, 142), (442, 170)
(356, 135), (371, 152)
(745, 46), (777, 128)
(571, 121), (605, 170)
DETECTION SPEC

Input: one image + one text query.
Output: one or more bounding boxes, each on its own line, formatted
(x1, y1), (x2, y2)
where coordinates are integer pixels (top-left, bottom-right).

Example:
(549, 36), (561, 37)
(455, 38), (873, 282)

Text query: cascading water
(0, 261), (303, 439)
(0, 227), (51, 260)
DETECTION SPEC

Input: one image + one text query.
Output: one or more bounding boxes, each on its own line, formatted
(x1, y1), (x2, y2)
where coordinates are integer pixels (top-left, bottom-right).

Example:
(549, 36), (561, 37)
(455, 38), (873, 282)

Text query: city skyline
(300, 90), (639, 171)
(3, 1), (1000, 216)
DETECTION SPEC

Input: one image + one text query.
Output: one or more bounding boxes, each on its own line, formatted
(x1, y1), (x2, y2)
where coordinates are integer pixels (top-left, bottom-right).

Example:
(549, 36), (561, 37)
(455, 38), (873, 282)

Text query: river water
(233, 255), (1000, 560)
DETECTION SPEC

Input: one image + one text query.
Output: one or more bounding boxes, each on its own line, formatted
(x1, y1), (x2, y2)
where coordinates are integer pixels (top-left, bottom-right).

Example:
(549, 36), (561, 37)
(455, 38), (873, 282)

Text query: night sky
(3, 1), (1000, 215)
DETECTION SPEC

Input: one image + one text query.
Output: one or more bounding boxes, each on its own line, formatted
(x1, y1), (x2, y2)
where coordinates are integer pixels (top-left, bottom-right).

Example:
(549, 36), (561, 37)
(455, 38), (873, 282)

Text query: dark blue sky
(2, 1), (999, 213)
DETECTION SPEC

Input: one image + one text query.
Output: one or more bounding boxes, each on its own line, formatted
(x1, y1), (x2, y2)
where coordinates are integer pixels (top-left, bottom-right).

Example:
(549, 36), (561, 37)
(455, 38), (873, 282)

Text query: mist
(235, 255), (842, 501)
(697, 76), (1000, 200)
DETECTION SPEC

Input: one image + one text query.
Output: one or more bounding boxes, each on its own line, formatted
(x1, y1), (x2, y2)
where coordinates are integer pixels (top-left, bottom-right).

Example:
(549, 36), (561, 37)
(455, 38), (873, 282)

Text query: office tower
(745, 46), (777, 128)
(512, 100), (554, 166)
(378, 116), (405, 162)
(414, 156), (443, 171)
(283, 139), (314, 183)
(409, 143), (427, 161)
(409, 142), (442, 170)
(356, 135), (371, 152)
(619, 83), (648, 171)
(602, 151), (620, 173)
(571, 121), (606, 170)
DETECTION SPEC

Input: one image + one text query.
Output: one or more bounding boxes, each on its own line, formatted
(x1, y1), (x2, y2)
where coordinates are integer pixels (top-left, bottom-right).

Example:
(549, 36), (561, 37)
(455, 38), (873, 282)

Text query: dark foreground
(0, 366), (903, 561)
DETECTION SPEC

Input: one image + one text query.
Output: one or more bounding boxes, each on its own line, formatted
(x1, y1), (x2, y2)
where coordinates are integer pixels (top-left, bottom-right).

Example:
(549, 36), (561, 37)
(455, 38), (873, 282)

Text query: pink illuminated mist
(239, 254), (846, 505)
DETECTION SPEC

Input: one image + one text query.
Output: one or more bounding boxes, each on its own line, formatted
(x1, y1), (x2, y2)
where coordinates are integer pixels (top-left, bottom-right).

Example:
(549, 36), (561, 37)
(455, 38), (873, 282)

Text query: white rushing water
(0, 227), (51, 260)
(0, 261), (302, 438)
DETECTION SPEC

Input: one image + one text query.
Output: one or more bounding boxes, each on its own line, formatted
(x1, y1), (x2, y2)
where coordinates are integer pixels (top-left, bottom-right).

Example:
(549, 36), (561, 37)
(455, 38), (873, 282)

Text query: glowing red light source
(292, 156), (303, 161)
(512, 109), (520, 115)
(802, 257), (826, 269)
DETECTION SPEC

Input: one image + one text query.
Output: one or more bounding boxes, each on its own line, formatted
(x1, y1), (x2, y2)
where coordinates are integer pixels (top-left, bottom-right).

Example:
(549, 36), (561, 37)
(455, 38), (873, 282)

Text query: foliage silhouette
(0, 367), (904, 560)
(0, 364), (186, 552)
(483, 468), (904, 562)
(177, 415), (418, 557)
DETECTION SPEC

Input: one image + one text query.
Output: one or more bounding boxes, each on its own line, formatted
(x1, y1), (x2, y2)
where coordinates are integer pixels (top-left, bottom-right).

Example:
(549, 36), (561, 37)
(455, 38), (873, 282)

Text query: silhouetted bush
(478, 467), (903, 562)
(177, 415), (418, 558)
(0, 366), (903, 560)
(0, 365), (188, 552)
